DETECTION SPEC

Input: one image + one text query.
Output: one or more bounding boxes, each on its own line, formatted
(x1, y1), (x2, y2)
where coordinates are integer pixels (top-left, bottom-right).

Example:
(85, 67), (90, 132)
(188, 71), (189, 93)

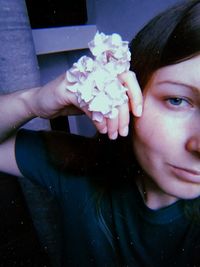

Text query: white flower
(66, 56), (94, 85)
(65, 31), (131, 121)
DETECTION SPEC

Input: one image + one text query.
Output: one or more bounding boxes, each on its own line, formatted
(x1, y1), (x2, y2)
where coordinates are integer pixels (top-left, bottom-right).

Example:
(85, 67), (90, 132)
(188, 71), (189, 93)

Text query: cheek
(131, 112), (175, 180)
(133, 113), (164, 152)
(132, 108), (181, 161)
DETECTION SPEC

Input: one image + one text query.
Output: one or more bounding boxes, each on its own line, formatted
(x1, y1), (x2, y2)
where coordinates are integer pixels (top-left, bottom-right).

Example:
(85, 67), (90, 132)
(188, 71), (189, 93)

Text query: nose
(186, 136), (200, 157)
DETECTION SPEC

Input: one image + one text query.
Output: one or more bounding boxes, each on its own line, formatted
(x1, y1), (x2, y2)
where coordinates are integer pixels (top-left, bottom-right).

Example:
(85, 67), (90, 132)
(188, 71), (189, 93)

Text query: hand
(29, 73), (85, 119)
(89, 71), (143, 139)
(29, 71), (143, 140)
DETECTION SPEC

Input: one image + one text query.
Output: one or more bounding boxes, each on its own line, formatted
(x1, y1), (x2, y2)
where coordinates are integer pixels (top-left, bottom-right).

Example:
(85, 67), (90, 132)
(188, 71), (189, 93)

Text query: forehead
(150, 55), (200, 89)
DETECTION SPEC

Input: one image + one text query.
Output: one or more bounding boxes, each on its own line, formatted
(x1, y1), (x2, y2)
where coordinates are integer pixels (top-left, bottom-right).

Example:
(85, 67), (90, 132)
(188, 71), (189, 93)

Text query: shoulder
(41, 131), (134, 179)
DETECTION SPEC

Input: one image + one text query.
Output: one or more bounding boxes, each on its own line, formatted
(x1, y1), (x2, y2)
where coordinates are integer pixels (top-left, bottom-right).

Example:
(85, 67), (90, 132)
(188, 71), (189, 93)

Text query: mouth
(169, 164), (200, 183)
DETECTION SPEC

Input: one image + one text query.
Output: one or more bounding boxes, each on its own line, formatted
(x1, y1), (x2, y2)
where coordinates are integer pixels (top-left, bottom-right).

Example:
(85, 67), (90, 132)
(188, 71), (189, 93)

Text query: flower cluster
(65, 32), (131, 122)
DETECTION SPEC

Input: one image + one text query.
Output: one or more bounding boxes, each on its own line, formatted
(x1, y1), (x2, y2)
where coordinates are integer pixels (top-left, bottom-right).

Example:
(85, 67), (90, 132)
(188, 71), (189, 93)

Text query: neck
(136, 172), (178, 210)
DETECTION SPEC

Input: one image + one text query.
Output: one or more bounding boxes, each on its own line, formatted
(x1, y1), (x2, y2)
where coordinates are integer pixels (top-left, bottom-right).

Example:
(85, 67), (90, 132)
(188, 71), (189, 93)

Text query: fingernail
(110, 131), (118, 140)
(120, 126), (129, 136)
(135, 104), (142, 117)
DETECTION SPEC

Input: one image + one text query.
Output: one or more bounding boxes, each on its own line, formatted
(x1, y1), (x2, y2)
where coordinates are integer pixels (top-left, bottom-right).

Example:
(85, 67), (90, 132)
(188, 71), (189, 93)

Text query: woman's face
(133, 55), (200, 209)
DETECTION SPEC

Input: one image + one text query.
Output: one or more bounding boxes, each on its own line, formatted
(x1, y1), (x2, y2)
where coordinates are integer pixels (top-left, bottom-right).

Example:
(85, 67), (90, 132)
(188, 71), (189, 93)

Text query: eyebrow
(157, 80), (200, 94)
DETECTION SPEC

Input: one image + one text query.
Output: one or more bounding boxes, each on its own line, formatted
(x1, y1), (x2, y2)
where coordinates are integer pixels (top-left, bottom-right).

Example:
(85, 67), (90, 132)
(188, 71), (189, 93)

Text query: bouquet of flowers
(65, 32), (131, 122)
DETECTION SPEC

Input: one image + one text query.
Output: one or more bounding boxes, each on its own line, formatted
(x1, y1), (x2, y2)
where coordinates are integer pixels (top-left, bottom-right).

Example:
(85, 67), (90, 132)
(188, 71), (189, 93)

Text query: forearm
(0, 87), (38, 143)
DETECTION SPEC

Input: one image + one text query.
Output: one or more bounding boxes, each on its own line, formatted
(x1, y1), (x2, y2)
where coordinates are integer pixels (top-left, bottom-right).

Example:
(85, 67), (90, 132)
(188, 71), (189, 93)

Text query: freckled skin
(132, 55), (200, 209)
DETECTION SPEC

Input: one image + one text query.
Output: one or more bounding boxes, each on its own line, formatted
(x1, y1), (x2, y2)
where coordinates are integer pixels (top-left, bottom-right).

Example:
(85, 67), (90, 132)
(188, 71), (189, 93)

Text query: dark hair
(130, 0), (200, 89)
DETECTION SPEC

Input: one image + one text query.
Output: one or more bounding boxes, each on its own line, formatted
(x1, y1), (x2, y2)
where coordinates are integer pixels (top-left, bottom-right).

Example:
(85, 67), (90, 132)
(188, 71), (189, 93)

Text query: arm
(0, 71), (143, 177)
(0, 74), (79, 176)
(0, 87), (40, 177)
(0, 88), (36, 143)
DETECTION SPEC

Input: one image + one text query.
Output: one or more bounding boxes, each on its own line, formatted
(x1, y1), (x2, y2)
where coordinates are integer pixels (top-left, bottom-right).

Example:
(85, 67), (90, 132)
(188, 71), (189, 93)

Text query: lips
(169, 164), (200, 183)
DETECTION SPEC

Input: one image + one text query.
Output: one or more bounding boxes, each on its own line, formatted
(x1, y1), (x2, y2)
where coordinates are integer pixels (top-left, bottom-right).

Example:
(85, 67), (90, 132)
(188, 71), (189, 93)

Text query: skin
(1, 54), (200, 212)
(0, 71), (143, 176)
(133, 55), (200, 209)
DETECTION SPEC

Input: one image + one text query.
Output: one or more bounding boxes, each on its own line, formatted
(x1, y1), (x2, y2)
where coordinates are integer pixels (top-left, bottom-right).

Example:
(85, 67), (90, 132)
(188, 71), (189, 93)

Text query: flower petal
(66, 31), (131, 120)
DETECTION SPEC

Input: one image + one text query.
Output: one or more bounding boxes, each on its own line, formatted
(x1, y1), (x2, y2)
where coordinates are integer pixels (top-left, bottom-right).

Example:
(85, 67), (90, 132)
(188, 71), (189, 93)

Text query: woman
(0, 0), (200, 266)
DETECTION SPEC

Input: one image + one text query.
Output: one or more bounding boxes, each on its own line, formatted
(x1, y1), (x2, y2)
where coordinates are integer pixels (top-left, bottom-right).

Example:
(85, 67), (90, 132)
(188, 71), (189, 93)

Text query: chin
(169, 188), (200, 201)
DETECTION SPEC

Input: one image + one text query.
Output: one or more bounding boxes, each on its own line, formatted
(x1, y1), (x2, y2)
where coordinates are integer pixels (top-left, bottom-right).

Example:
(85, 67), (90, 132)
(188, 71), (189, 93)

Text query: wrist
(19, 86), (40, 119)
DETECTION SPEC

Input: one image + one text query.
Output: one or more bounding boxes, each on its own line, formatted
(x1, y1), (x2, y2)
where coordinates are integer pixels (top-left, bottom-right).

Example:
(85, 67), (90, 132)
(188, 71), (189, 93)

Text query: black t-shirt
(15, 129), (200, 267)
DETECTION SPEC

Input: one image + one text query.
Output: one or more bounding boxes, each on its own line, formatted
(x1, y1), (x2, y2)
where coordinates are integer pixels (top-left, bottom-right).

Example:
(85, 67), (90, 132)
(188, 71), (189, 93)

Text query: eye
(166, 97), (191, 107)
(168, 97), (185, 105)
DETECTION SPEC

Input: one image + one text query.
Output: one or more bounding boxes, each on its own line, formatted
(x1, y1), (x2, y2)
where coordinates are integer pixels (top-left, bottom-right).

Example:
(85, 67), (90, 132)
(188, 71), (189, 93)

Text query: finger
(118, 103), (130, 137)
(119, 71), (143, 117)
(94, 117), (108, 134)
(81, 106), (108, 134)
(107, 115), (119, 140)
